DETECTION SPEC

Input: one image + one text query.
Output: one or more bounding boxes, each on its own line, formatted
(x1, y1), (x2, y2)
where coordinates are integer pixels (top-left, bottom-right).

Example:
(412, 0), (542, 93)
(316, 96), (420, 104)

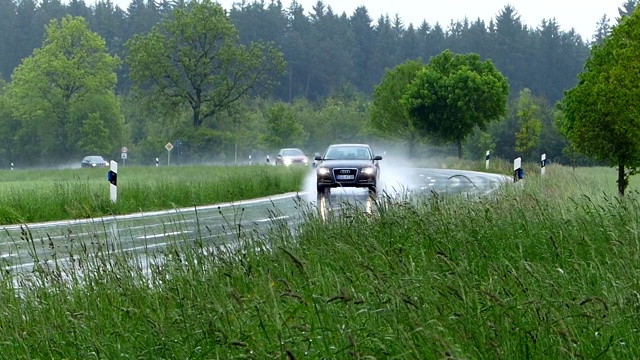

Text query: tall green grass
(1, 163), (639, 358)
(0, 165), (307, 224)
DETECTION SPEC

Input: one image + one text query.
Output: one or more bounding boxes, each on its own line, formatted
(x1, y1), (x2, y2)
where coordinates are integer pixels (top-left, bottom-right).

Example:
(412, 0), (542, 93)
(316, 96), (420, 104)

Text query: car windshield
(282, 149), (304, 156)
(84, 156), (104, 162)
(324, 146), (371, 160)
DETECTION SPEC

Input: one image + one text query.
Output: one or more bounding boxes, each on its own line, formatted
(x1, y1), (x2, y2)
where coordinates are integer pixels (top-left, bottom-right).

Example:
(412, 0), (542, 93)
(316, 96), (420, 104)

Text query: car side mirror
(373, 155), (382, 161)
(314, 155), (323, 161)
(277, 154), (282, 158)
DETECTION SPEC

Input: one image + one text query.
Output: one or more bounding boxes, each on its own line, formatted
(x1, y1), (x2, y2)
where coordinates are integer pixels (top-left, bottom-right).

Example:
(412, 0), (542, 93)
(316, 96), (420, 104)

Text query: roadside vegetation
(0, 165), (307, 225)
(0, 162), (639, 358)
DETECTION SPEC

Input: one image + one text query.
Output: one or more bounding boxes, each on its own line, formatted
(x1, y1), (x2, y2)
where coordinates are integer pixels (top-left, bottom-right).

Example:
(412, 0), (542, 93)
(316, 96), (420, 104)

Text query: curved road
(0, 168), (509, 275)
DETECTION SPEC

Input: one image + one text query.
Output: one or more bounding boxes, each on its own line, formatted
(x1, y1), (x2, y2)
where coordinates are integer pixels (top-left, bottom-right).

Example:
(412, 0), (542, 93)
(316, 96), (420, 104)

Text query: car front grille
(333, 168), (358, 182)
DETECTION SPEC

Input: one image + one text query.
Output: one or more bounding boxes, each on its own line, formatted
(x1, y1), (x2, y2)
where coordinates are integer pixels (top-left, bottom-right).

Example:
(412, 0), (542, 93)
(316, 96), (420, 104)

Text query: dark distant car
(81, 155), (108, 168)
(275, 148), (309, 166)
(315, 144), (382, 194)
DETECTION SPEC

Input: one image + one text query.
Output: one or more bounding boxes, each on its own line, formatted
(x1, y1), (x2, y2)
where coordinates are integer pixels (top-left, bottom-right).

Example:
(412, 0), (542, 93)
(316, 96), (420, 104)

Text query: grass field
(0, 165), (307, 225)
(1, 161), (640, 358)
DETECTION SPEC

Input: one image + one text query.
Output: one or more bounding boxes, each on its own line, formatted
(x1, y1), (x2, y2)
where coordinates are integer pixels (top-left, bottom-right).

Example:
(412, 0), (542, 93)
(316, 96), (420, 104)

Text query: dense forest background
(0, 0), (634, 167)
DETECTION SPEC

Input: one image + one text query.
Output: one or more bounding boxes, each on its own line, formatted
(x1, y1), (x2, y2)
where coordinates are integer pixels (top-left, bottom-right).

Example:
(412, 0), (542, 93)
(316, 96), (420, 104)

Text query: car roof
(327, 144), (370, 148)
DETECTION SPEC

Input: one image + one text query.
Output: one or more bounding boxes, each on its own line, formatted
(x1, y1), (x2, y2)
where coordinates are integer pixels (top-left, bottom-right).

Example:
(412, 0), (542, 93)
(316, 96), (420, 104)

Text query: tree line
(0, 0), (637, 174)
(0, 0), (622, 102)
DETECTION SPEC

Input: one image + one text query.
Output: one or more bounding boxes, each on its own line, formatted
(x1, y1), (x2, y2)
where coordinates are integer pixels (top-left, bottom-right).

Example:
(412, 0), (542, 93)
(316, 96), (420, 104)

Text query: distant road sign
(121, 152), (128, 160)
(165, 142), (173, 151)
(121, 146), (128, 153)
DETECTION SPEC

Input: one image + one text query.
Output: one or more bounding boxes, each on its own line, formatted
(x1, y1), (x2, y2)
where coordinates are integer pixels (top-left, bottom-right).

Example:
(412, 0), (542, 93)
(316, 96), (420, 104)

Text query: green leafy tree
(126, 0), (285, 128)
(559, 9), (640, 195)
(538, 106), (569, 164)
(8, 15), (122, 162)
(72, 94), (125, 155)
(370, 59), (425, 157)
(514, 88), (542, 159)
(0, 79), (21, 167)
(402, 50), (509, 158)
(463, 127), (495, 160)
(315, 97), (370, 150)
(172, 127), (234, 163)
(77, 112), (110, 154)
(261, 102), (308, 150)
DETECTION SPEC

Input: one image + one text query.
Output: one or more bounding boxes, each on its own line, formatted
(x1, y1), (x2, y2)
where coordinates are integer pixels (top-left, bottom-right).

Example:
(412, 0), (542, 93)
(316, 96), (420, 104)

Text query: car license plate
(336, 174), (354, 180)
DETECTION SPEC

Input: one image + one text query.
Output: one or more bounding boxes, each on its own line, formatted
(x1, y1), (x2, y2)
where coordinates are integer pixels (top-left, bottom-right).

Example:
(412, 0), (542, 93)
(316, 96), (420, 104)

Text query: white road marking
(0, 192), (302, 231)
(136, 230), (193, 240)
(42, 232), (93, 240)
(256, 215), (289, 223)
(6, 232), (234, 271)
(122, 242), (168, 252)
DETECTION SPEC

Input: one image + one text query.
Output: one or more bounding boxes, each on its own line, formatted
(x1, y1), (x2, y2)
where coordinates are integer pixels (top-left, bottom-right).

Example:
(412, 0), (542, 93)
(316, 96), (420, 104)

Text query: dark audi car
(315, 144), (382, 194)
(81, 155), (108, 168)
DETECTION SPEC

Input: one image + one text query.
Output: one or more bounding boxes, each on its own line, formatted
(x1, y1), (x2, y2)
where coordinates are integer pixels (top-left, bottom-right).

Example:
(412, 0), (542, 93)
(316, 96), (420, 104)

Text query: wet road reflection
(315, 188), (374, 221)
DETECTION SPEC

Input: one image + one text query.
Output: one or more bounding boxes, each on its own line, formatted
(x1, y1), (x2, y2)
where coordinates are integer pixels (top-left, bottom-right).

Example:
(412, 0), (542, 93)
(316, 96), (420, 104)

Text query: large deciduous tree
(8, 15), (123, 161)
(126, 0), (285, 128)
(370, 59), (425, 157)
(559, 8), (640, 196)
(402, 50), (509, 158)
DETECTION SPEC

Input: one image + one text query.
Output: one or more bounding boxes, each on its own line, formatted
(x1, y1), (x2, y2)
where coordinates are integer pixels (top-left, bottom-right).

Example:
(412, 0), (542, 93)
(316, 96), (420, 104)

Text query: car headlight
(362, 167), (375, 175)
(283, 158), (292, 165)
(317, 167), (330, 175)
(303, 158), (308, 163)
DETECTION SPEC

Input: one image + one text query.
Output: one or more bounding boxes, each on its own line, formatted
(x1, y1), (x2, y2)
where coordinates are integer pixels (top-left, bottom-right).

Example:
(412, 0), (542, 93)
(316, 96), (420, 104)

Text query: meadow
(0, 165), (307, 225)
(1, 160), (640, 358)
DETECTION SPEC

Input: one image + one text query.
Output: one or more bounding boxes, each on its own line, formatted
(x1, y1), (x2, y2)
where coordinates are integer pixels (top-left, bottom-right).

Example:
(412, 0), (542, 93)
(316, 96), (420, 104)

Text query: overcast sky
(210, 0), (622, 41)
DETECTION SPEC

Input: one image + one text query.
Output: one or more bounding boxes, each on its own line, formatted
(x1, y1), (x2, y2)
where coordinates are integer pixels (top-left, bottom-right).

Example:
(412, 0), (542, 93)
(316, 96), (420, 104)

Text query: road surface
(0, 168), (509, 275)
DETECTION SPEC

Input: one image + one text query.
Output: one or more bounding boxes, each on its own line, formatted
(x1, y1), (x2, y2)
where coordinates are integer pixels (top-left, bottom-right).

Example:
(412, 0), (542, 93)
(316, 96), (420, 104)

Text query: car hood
(317, 159), (377, 168)
(283, 155), (307, 160)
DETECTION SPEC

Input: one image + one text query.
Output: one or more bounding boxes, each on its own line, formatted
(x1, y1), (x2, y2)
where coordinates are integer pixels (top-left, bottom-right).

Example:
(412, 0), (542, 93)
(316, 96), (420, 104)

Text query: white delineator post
(108, 160), (118, 203)
(155, 157), (159, 167)
(541, 153), (547, 175)
(485, 150), (490, 170)
(513, 157), (523, 183)
(10, 162), (13, 170)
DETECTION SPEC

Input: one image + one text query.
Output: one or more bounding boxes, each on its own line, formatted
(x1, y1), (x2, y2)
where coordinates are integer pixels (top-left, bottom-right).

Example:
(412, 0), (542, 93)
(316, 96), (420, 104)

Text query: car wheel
(368, 186), (377, 195)
(317, 185), (327, 194)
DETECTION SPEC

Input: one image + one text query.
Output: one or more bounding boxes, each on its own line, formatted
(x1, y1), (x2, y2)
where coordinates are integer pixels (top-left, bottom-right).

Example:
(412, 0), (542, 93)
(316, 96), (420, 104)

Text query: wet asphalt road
(0, 168), (509, 274)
